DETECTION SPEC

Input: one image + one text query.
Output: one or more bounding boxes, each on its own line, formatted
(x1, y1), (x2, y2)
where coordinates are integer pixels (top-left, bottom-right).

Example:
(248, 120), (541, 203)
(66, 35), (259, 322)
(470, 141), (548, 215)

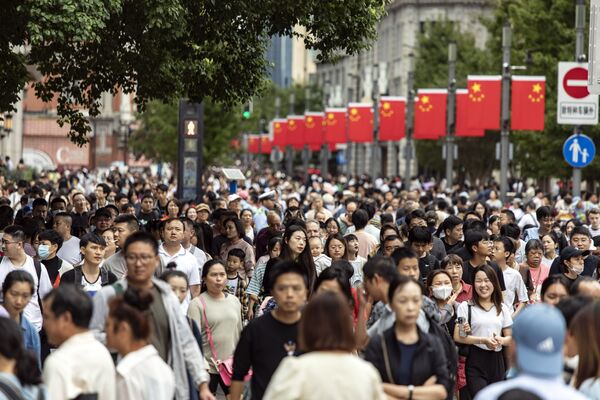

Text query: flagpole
(573, 0), (586, 198)
(500, 22), (512, 203)
(404, 53), (415, 185)
(445, 41), (457, 189)
(286, 92), (295, 177)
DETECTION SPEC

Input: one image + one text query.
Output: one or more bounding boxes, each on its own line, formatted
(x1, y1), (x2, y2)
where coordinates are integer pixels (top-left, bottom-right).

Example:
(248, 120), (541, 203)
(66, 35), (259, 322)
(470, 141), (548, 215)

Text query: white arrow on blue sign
(563, 134), (596, 168)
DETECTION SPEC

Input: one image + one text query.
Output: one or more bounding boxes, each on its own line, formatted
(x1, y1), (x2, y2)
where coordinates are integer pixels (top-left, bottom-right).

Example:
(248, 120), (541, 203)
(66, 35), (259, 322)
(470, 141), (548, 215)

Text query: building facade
(316, 0), (492, 177)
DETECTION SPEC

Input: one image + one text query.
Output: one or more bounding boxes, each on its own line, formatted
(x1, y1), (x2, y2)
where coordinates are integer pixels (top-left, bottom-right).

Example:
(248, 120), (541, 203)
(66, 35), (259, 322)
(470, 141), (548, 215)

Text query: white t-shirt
(81, 273), (103, 297)
(227, 276), (239, 294)
(158, 245), (201, 286)
(501, 267), (529, 309)
(0, 255), (52, 331)
(588, 225), (600, 238)
(57, 236), (82, 265)
(457, 301), (513, 352)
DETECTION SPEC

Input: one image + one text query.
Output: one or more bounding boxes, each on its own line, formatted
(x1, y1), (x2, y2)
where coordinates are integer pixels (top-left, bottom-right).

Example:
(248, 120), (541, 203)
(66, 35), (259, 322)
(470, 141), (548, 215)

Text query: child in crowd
(407, 226), (439, 284)
(161, 268), (190, 317)
(310, 236), (332, 275)
(492, 236), (528, 318)
(226, 248), (249, 322)
(345, 234), (366, 287)
(247, 237), (282, 320)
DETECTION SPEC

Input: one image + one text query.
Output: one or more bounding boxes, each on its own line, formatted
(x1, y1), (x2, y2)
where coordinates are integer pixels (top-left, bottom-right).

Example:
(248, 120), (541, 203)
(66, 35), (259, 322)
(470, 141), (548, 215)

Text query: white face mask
(571, 265), (584, 275)
(432, 285), (453, 300)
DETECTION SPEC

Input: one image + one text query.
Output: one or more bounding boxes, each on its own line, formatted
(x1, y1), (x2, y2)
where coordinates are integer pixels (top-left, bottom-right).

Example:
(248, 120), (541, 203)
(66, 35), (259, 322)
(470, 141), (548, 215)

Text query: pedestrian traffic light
(242, 101), (253, 119)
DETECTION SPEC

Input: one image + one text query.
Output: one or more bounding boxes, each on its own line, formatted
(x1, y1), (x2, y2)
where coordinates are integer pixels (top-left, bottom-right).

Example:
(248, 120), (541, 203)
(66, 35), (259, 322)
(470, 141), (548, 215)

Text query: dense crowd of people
(0, 168), (599, 400)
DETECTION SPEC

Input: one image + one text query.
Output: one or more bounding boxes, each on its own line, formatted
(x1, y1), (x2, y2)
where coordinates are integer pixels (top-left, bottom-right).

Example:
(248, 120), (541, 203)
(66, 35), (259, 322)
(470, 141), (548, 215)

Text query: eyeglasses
(1, 239), (20, 246)
(125, 254), (156, 264)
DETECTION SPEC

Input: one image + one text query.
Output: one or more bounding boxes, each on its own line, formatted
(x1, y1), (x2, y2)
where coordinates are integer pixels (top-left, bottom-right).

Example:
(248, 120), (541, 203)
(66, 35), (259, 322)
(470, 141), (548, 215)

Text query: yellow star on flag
(350, 108), (358, 115)
(532, 83), (542, 93)
(383, 102), (391, 110)
(421, 96), (430, 104)
(471, 83), (481, 93)
(307, 117), (313, 123)
(328, 113), (335, 120)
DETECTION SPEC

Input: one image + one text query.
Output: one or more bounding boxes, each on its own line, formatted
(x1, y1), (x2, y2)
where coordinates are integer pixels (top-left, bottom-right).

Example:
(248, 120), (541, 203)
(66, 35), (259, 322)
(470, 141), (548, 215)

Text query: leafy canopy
(1, 0), (388, 145)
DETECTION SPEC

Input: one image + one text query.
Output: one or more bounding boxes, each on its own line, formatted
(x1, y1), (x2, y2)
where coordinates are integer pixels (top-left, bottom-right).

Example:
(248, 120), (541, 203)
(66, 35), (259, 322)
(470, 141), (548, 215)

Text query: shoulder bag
(199, 296), (252, 386)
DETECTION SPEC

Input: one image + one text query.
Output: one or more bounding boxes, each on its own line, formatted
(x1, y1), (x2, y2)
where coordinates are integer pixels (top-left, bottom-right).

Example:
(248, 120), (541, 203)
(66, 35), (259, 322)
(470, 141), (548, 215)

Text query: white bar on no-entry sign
(566, 80), (588, 86)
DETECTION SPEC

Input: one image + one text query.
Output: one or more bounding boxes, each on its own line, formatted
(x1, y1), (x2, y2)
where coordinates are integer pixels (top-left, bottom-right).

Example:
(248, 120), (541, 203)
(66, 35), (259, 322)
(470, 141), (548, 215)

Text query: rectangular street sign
(557, 62), (599, 125)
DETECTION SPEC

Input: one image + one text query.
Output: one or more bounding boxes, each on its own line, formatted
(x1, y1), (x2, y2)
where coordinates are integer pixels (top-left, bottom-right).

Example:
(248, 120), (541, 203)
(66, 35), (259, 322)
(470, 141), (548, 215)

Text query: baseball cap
(258, 190), (276, 201)
(228, 194), (241, 203)
(513, 304), (566, 377)
(560, 246), (589, 263)
(195, 203), (210, 213)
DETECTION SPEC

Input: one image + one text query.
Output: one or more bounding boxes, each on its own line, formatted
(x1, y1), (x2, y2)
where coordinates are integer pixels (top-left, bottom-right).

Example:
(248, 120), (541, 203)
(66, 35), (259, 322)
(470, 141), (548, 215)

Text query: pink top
(530, 264), (550, 303)
(456, 280), (472, 304)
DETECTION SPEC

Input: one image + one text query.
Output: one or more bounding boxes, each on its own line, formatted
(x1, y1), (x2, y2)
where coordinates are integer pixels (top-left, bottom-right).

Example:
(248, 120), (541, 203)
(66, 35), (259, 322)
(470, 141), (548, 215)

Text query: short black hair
(405, 209), (427, 227)
(499, 222), (521, 240)
(123, 231), (159, 255)
(536, 206), (553, 220)
(50, 197), (67, 208)
(463, 218), (487, 234)
(32, 198), (48, 209)
(363, 255), (399, 282)
(0, 205), (14, 230)
(408, 226), (432, 244)
(267, 260), (309, 290)
(500, 209), (516, 223)
(114, 214), (139, 231)
(43, 285), (93, 328)
(493, 235), (515, 255)
(464, 230), (489, 255)
(571, 225), (591, 239)
(96, 183), (111, 195)
(391, 247), (418, 266)
(3, 225), (26, 242)
(80, 232), (107, 248)
(351, 209), (369, 230)
(227, 248), (246, 261)
(38, 229), (64, 250)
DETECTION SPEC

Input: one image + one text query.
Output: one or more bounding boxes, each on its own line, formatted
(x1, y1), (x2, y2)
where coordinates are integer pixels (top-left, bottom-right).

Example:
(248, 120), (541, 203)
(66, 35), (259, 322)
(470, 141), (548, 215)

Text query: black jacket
(364, 326), (451, 394)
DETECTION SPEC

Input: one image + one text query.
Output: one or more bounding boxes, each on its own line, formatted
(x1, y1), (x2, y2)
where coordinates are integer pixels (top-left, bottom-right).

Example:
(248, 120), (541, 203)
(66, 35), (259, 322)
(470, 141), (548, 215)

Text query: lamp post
(445, 42), (457, 188)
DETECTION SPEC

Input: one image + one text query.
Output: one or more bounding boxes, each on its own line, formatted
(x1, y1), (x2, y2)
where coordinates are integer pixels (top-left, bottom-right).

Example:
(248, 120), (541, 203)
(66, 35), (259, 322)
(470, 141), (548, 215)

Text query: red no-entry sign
(563, 67), (590, 99)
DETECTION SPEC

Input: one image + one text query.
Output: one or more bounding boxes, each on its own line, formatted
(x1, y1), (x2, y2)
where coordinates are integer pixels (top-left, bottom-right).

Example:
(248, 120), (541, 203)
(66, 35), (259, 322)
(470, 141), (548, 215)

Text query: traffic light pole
(500, 23), (511, 203)
(286, 93), (295, 177)
(573, 0), (586, 197)
(403, 54), (415, 185)
(445, 42), (457, 189)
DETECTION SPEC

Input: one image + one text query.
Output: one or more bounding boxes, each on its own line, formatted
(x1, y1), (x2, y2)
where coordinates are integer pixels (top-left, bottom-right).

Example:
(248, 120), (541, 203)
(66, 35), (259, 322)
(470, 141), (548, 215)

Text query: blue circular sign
(563, 134), (596, 168)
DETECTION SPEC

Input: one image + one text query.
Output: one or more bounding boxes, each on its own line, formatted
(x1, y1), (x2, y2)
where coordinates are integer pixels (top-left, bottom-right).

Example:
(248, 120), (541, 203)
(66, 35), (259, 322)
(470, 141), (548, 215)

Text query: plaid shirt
(225, 272), (249, 322)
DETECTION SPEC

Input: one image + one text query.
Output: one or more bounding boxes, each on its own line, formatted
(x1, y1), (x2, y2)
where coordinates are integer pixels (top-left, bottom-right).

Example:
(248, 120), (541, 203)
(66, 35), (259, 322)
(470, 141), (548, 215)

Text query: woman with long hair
(187, 260), (242, 396)
(1, 271), (41, 368)
(0, 317), (46, 399)
(454, 265), (512, 398)
(106, 288), (175, 400)
(240, 209), (256, 243)
(264, 292), (385, 400)
(541, 231), (561, 266)
(571, 302), (600, 398)
(364, 276), (450, 400)
(280, 225), (316, 290)
(324, 218), (341, 237)
(540, 275), (570, 306)
(165, 199), (181, 219)
(219, 217), (255, 279)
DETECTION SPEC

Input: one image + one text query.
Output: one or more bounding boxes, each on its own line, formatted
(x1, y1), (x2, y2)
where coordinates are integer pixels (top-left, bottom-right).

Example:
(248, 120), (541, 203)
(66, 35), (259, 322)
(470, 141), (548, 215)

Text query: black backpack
(426, 313), (458, 399)
(72, 266), (110, 288)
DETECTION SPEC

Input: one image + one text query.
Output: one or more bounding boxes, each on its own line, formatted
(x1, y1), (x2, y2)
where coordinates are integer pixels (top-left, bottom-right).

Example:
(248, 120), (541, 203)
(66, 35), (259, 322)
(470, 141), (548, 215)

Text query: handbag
(380, 332), (395, 384)
(199, 296), (252, 386)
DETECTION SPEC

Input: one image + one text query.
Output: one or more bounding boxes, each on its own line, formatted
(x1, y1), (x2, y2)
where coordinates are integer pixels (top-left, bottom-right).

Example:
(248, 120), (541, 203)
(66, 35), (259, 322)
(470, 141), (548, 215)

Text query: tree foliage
(1, 0), (389, 145)
(128, 82), (323, 165)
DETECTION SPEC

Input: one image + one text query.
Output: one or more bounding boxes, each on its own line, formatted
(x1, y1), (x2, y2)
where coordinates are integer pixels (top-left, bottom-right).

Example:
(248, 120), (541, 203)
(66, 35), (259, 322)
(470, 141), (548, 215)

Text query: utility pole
(320, 83), (330, 177)
(273, 97), (281, 172)
(370, 64), (381, 178)
(445, 42), (457, 189)
(403, 53), (415, 185)
(573, 0), (586, 197)
(499, 22), (512, 203)
(302, 86), (310, 175)
(286, 92), (295, 176)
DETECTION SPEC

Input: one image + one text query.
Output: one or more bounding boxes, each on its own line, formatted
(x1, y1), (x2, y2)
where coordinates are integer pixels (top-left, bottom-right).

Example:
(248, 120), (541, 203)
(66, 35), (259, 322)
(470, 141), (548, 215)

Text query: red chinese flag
(466, 75), (501, 130)
(347, 103), (373, 143)
(248, 136), (259, 153)
(272, 119), (287, 147)
(511, 76), (545, 131)
(414, 89), (447, 139)
(260, 135), (272, 154)
(305, 112), (325, 151)
(455, 89), (485, 137)
(379, 96), (406, 141)
(324, 108), (346, 144)
(287, 116), (305, 150)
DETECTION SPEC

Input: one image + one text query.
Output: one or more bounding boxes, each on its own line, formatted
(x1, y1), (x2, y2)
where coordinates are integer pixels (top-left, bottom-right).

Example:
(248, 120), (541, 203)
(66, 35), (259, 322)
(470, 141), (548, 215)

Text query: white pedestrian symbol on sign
(568, 138), (587, 163)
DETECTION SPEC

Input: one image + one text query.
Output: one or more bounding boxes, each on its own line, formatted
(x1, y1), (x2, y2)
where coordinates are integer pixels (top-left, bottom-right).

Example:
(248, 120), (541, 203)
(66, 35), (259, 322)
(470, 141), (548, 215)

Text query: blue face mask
(37, 244), (51, 260)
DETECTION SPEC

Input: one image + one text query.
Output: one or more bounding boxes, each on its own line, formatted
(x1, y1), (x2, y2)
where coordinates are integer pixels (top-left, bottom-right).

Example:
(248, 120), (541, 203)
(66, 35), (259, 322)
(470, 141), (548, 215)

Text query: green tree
(1, 0), (388, 145)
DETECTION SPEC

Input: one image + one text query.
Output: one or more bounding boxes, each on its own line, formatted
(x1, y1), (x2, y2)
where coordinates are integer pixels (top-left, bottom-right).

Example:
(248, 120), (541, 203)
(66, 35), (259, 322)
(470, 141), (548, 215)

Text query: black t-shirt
(449, 244), (471, 262)
(442, 238), (463, 254)
(232, 312), (298, 400)
(462, 260), (506, 291)
(418, 254), (440, 284)
(42, 256), (63, 285)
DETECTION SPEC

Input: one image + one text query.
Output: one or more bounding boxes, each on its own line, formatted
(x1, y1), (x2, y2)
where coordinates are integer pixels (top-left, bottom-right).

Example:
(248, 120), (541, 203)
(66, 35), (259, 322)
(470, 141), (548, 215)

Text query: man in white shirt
(474, 304), (588, 400)
(54, 212), (82, 265)
(104, 214), (139, 279)
(159, 218), (201, 298)
(0, 225), (52, 331)
(492, 236), (528, 318)
(42, 285), (116, 400)
(586, 208), (600, 238)
(181, 217), (208, 275)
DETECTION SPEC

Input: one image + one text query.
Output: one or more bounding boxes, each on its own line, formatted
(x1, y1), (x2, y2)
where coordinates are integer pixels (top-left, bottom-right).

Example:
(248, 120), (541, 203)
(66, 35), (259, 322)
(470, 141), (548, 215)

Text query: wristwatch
(408, 384), (414, 400)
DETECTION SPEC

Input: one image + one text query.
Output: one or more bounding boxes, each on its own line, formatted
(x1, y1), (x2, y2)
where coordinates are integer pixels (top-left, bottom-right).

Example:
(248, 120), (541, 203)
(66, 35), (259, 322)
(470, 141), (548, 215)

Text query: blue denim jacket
(20, 314), (41, 370)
